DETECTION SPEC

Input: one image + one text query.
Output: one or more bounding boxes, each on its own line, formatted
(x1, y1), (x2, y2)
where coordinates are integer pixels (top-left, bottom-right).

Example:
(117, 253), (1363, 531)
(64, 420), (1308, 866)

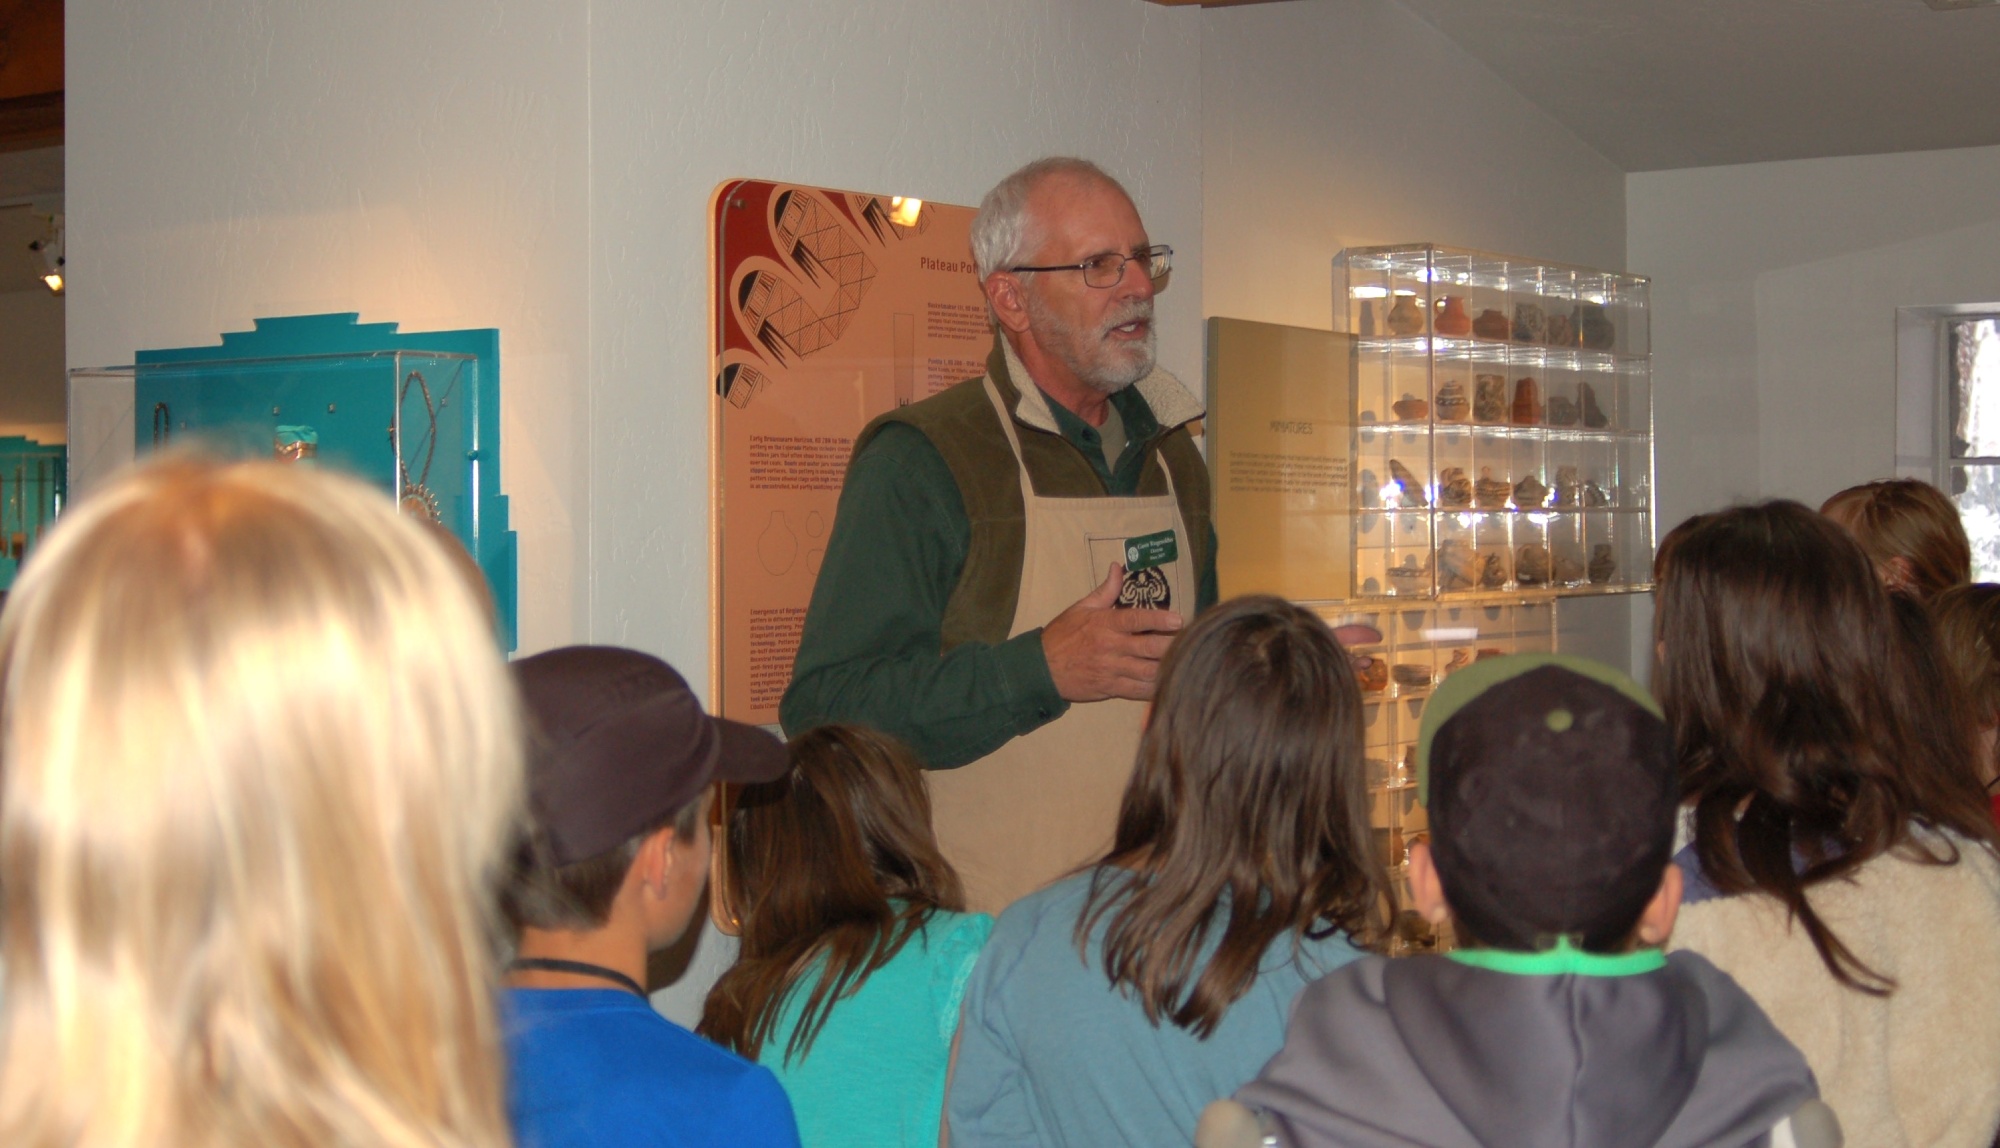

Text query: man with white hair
(781, 157), (1214, 911)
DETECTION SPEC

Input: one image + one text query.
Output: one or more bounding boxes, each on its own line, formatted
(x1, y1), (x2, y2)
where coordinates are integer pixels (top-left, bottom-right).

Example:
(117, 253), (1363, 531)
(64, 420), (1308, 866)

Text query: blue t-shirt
(760, 909), (993, 1148)
(505, 986), (802, 1148)
(947, 871), (1363, 1148)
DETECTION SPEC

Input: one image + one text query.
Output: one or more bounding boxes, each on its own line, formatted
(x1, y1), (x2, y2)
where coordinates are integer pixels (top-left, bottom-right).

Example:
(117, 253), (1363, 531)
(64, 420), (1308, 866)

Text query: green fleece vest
(852, 340), (1213, 652)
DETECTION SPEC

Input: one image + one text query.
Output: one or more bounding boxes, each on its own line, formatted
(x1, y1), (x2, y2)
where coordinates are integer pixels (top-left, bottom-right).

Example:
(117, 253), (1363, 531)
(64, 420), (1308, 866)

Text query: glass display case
(67, 315), (519, 650)
(0, 435), (64, 591)
(1336, 244), (1653, 602)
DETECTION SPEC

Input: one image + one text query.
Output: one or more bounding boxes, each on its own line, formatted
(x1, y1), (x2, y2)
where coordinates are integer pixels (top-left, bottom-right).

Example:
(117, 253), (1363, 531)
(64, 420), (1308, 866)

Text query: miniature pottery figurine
(1579, 303), (1616, 351)
(1472, 308), (1511, 340)
(1387, 552), (1432, 595)
(1392, 663), (1433, 688)
(1438, 540), (1477, 592)
(1434, 295), (1473, 337)
(1546, 394), (1580, 426)
(1515, 544), (1552, 586)
(1435, 380), (1470, 423)
(1551, 466), (1582, 507)
(1588, 543), (1617, 584)
(1358, 657), (1389, 693)
(1393, 393), (1430, 421)
(1579, 381), (1610, 428)
(1385, 294), (1426, 336)
(1513, 472), (1550, 508)
(1553, 548), (1585, 585)
(1437, 466), (1473, 509)
(1512, 302), (1547, 344)
(1545, 310), (1577, 347)
(1475, 647), (1506, 661)
(1510, 376), (1542, 425)
(1473, 375), (1507, 423)
(1443, 648), (1472, 676)
(1474, 467), (1511, 510)
(1478, 549), (1508, 590)
(1387, 458), (1428, 507)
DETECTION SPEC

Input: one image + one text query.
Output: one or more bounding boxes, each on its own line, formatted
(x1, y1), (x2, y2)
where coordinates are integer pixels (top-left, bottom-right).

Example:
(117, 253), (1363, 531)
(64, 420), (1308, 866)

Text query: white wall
(1200, 0), (1626, 329)
(69, 0), (1201, 670)
(1629, 144), (2000, 533)
(0, 287), (65, 442)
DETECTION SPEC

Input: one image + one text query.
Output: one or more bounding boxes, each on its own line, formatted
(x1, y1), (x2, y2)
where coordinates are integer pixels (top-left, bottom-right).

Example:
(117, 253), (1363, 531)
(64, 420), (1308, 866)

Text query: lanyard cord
(509, 957), (646, 998)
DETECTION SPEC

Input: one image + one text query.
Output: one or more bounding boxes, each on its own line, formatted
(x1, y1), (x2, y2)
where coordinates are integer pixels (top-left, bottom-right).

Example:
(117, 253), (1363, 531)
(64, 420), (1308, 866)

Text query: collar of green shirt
(1036, 383), (1160, 495)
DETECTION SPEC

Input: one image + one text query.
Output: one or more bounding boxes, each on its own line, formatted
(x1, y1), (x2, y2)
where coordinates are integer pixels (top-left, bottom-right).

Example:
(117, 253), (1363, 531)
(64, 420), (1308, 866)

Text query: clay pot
(1473, 308), (1511, 340)
(1434, 296), (1472, 337)
(1392, 394), (1429, 422)
(1435, 381), (1470, 423)
(1385, 295), (1426, 336)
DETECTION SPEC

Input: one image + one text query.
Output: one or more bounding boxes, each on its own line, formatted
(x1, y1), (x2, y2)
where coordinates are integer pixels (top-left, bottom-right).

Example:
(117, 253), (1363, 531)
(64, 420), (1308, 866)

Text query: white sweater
(1670, 835), (2000, 1148)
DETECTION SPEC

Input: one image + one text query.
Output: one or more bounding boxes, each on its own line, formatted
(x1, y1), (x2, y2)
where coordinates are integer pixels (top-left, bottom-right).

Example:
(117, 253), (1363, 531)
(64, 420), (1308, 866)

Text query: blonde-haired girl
(0, 457), (523, 1147)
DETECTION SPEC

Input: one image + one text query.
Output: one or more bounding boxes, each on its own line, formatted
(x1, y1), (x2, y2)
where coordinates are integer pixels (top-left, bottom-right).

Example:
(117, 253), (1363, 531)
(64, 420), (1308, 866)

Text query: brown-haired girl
(946, 595), (1390, 1148)
(1820, 477), (1972, 601)
(1930, 582), (2000, 823)
(1655, 501), (2000, 1147)
(699, 724), (991, 1148)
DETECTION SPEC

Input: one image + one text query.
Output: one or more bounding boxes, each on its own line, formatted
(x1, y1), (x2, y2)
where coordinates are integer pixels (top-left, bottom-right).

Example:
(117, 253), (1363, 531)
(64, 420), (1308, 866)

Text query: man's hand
(1041, 564), (1183, 703)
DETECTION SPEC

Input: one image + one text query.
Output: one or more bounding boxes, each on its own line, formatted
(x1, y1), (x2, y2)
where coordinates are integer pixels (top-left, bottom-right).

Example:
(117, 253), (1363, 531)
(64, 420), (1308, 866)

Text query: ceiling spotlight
(29, 213), (63, 296)
(888, 196), (923, 227)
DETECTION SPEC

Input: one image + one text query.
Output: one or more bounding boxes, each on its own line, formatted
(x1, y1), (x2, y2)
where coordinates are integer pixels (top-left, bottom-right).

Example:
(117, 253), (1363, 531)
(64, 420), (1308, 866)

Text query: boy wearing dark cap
(1198, 654), (1840, 1148)
(502, 645), (802, 1148)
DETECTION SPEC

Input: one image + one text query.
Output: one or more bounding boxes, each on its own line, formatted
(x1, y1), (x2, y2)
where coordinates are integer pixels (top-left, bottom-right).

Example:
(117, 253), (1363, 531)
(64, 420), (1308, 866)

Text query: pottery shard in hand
(1435, 380), (1470, 423)
(1437, 466), (1473, 509)
(1473, 375), (1507, 423)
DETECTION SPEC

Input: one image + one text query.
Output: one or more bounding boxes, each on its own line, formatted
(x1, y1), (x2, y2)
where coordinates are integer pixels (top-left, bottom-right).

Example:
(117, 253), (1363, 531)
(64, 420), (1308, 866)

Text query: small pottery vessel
(1580, 381), (1610, 428)
(1443, 648), (1472, 676)
(1515, 544), (1552, 586)
(1385, 295), (1426, 336)
(1357, 657), (1389, 693)
(1545, 310), (1577, 347)
(1387, 458), (1428, 507)
(1472, 308), (1511, 340)
(1387, 552), (1432, 595)
(1437, 466), (1473, 509)
(1434, 295), (1473, 337)
(1438, 540), (1477, 592)
(1478, 549), (1508, 590)
(1579, 303), (1616, 351)
(1512, 302), (1547, 343)
(1546, 394), (1580, 426)
(1392, 663), (1433, 688)
(1552, 465), (1582, 507)
(1435, 380), (1470, 423)
(1474, 467), (1511, 510)
(1510, 376), (1542, 425)
(1553, 548), (1585, 584)
(1392, 393), (1430, 421)
(1588, 543), (1617, 584)
(1473, 374), (1508, 423)
(1513, 472), (1550, 508)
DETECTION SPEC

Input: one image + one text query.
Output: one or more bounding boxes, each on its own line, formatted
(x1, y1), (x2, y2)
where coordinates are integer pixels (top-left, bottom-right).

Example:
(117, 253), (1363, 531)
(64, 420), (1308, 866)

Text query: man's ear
(982, 272), (1033, 335)
(1407, 840), (1451, 926)
(636, 825), (680, 899)
(1634, 862), (1684, 947)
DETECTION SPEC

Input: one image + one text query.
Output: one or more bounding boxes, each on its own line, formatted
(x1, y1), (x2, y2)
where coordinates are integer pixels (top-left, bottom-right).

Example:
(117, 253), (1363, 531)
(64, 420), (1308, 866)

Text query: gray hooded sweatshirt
(1233, 949), (1834, 1148)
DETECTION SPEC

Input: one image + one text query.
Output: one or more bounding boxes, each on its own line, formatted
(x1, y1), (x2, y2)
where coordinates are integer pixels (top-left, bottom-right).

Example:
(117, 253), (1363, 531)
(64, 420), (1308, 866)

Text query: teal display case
(69, 314), (518, 650)
(0, 435), (64, 591)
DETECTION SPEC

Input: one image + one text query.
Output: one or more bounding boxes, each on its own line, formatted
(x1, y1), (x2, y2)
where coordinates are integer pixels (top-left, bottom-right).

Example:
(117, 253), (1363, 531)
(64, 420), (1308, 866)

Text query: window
(1948, 317), (2000, 580)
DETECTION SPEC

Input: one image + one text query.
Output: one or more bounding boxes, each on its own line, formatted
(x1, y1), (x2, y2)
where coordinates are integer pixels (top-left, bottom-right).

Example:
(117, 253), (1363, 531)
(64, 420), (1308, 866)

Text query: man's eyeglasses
(1008, 244), (1172, 289)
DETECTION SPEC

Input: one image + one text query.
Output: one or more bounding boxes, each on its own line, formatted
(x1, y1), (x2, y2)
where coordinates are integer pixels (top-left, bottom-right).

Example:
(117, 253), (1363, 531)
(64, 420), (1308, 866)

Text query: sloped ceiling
(1378, 0), (2000, 170)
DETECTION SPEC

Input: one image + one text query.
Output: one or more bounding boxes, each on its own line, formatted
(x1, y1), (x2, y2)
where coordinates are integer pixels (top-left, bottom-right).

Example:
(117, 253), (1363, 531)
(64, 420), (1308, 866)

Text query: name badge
(1123, 530), (1178, 573)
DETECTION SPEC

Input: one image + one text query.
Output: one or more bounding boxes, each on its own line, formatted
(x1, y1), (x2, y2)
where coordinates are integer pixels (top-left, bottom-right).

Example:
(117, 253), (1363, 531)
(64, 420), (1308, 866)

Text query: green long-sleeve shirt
(780, 384), (1217, 769)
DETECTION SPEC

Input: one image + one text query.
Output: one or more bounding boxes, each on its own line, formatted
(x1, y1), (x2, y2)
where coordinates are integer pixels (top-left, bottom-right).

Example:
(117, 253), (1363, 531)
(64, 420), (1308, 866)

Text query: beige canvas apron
(927, 377), (1197, 913)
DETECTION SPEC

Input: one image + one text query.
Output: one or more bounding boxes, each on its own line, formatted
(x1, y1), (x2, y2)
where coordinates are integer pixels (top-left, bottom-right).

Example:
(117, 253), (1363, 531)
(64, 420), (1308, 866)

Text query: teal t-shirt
(758, 909), (994, 1148)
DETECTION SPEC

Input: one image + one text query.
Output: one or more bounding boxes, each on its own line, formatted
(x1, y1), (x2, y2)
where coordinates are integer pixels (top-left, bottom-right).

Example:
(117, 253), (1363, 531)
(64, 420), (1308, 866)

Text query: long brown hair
(1820, 478), (1971, 602)
(1654, 501), (2000, 994)
(1078, 594), (1389, 1038)
(1934, 583), (2000, 728)
(699, 724), (964, 1063)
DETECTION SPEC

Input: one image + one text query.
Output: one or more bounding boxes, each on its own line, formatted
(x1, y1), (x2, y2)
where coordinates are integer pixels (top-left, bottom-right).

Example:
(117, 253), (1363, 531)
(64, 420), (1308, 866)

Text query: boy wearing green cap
(1197, 654), (1839, 1148)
